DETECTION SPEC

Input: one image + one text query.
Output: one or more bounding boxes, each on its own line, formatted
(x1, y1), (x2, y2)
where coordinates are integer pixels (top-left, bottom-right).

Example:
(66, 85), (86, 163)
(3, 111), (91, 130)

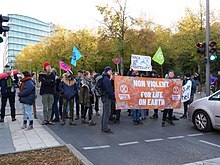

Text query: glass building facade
(3, 14), (54, 67)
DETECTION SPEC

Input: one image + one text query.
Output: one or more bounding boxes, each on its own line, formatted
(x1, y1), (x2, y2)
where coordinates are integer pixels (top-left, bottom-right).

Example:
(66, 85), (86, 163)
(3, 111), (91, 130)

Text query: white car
(188, 90), (220, 132)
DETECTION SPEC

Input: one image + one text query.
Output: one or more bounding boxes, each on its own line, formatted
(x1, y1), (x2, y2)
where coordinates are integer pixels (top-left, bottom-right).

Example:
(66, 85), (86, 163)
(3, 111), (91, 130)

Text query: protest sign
(115, 76), (182, 109)
(182, 80), (192, 102)
(131, 54), (152, 71)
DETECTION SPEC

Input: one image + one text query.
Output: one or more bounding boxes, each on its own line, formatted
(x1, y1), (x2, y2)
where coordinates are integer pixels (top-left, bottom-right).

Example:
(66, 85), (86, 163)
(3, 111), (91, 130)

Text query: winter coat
(18, 77), (36, 105)
(39, 71), (56, 95)
(102, 73), (115, 100)
(79, 77), (93, 107)
(59, 73), (77, 100)
(0, 74), (18, 94)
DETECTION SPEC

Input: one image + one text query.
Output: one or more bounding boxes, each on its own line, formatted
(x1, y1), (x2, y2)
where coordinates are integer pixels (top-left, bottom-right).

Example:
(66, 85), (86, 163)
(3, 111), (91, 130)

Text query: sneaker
(21, 124), (27, 129)
(180, 115), (187, 119)
(114, 119), (120, 124)
(172, 115), (179, 120)
(34, 115), (38, 119)
(168, 121), (175, 126)
(89, 120), (96, 126)
(133, 121), (139, 125)
(12, 118), (16, 121)
(26, 125), (33, 130)
(137, 120), (143, 125)
(60, 120), (66, 125)
(69, 121), (77, 126)
(0, 118), (4, 122)
(96, 112), (100, 116)
(42, 120), (47, 125)
(75, 116), (79, 120)
(161, 121), (165, 127)
(102, 128), (112, 133)
(150, 115), (158, 119)
(81, 119), (89, 124)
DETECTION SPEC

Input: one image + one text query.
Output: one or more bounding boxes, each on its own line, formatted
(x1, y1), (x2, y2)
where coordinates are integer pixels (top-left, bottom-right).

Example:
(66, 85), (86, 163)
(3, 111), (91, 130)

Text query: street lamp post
(205, 0), (210, 96)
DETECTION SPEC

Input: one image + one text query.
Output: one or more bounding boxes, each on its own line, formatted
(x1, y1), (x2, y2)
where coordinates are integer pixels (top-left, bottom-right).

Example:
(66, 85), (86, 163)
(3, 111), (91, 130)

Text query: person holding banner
(0, 64), (19, 122)
(128, 68), (143, 125)
(180, 73), (196, 119)
(150, 70), (159, 119)
(161, 70), (175, 127)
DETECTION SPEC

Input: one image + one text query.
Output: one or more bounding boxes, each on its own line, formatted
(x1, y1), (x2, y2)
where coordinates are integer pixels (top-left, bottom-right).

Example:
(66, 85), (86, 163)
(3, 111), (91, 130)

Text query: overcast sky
(1, 0), (220, 30)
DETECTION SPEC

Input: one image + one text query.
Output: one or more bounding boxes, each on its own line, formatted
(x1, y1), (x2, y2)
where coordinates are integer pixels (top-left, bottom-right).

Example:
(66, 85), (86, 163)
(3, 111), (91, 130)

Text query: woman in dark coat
(18, 71), (35, 130)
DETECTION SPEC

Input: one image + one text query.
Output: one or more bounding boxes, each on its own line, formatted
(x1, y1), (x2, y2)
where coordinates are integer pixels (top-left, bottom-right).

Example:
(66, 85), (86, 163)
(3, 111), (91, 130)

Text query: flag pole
(161, 65), (163, 78)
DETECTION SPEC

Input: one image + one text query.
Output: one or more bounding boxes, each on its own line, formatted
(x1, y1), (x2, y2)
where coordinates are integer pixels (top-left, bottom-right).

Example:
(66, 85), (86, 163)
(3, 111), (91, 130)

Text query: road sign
(114, 58), (121, 65)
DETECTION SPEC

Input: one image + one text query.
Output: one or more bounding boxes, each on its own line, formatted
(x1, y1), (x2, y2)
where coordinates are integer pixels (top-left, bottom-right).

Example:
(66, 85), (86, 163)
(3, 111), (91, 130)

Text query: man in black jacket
(0, 65), (18, 122)
(101, 66), (115, 133)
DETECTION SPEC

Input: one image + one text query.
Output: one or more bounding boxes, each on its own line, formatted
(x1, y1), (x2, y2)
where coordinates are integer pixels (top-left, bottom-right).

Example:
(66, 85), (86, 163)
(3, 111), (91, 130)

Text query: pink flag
(59, 60), (71, 71)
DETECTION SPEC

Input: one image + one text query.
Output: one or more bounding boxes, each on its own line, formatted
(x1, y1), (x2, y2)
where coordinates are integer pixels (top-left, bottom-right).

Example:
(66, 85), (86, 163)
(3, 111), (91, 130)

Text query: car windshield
(209, 91), (220, 100)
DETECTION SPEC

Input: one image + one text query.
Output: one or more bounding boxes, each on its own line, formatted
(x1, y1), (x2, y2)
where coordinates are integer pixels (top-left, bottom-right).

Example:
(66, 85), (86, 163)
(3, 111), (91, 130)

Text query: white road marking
(183, 157), (220, 165)
(168, 136), (184, 140)
(187, 133), (203, 137)
(145, 138), (164, 143)
(199, 140), (220, 148)
(83, 145), (111, 150)
(118, 141), (139, 146)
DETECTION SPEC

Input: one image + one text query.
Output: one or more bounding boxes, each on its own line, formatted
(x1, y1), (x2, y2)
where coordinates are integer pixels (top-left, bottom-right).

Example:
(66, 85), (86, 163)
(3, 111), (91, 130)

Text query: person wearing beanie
(18, 71), (35, 130)
(39, 62), (56, 125)
(44, 62), (51, 69)
(101, 66), (115, 133)
(180, 72), (196, 119)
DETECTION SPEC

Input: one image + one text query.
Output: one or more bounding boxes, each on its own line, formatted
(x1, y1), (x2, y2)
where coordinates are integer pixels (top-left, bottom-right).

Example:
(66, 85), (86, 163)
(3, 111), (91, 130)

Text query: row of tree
(15, 0), (220, 82)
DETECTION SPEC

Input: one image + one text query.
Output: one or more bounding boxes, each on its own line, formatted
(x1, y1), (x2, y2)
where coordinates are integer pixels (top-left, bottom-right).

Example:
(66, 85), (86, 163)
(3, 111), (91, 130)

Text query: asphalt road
(11, 91), (220, 165)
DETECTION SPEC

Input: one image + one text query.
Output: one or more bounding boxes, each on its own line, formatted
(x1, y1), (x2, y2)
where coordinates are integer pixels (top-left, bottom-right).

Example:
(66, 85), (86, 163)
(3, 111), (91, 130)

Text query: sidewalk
(0, 115), (61, 155)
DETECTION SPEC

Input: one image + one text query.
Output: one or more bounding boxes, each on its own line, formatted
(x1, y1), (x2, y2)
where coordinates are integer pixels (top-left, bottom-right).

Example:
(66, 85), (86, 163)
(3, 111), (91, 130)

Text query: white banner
(131, 54), (152, 71)
(182, 80), (192, 102)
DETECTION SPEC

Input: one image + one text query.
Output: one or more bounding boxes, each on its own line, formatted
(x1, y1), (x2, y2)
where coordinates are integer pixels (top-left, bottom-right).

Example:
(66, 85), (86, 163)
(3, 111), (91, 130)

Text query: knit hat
(44, 62), (51, 69)
(104, 66), (112, 73)
(68, 69), (73, 75)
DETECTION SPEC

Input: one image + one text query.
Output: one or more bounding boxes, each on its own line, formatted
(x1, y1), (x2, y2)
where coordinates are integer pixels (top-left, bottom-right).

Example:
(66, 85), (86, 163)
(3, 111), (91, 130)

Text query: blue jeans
(22, 103), (33, 121)
(132, 109), (140, 121)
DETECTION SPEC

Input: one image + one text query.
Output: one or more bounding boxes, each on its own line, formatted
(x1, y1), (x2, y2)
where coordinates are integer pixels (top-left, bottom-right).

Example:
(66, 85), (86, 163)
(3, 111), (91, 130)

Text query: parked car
(188, 90), (220, 132)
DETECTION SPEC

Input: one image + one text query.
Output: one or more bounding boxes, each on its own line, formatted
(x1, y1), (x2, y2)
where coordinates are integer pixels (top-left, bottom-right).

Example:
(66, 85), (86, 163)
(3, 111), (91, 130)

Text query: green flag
(152, 47), (164, 65)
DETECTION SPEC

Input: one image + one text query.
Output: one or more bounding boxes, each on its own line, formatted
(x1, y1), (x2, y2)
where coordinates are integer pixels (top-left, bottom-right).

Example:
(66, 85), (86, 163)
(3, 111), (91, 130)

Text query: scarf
(19, 77), (32, 92)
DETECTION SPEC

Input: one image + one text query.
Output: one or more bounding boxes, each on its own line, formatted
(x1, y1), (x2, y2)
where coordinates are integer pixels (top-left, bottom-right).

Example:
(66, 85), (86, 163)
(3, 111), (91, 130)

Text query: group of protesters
(2, 61), (218, 132)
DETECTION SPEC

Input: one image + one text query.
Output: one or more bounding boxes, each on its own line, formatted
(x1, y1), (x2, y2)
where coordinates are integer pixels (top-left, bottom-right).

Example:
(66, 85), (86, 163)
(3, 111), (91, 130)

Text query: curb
(66, 144), (94, 165)
(38, 118), (93, 165)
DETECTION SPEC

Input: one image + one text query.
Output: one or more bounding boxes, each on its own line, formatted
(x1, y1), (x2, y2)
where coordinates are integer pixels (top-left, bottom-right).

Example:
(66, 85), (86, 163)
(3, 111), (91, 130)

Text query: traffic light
(196, 42), (205, 55)
(209, 41), (217, 61)
(0, 15), (10, 41)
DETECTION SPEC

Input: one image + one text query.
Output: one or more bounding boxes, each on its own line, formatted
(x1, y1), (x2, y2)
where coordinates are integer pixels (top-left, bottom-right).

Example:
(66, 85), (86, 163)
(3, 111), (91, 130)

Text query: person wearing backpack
(101, 66), (115, 133)
(180, 72), (196, 119)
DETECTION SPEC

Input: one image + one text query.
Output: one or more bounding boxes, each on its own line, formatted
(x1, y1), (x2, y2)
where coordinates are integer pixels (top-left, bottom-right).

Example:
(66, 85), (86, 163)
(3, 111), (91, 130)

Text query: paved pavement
(1, 91), (220, 165)
(0, 111), (61, 155)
